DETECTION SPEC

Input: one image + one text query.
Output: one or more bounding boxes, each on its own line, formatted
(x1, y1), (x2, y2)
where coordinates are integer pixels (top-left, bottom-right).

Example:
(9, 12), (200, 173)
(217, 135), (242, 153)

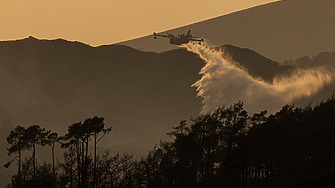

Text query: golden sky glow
(1, 0), (279, 46)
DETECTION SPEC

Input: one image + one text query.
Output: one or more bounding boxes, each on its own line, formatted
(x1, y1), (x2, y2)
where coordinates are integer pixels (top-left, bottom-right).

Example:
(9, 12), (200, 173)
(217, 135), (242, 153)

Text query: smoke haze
(184, 42), (334, 114)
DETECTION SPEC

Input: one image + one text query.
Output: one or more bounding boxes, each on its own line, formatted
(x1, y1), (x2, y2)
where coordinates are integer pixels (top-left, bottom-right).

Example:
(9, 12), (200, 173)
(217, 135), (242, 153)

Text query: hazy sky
(1, 0), (279, 46)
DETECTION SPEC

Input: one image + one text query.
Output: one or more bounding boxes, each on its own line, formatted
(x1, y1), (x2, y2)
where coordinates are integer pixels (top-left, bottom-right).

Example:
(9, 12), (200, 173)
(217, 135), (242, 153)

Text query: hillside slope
(0, 37), (203, 153)
(0, 37), (299, 157)
(2, 36), (335, 187)
(120, 0), (335, 63)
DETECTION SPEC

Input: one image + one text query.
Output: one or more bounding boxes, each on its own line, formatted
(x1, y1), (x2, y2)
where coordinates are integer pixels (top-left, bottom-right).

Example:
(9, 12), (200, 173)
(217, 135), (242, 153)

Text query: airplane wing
(153, 32), (174, 39)
(190, 38), (204, 44)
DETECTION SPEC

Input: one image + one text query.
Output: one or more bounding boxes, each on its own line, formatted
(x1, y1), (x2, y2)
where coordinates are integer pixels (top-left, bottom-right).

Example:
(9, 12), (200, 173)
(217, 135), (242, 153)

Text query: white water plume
(183, 42), (334, 114)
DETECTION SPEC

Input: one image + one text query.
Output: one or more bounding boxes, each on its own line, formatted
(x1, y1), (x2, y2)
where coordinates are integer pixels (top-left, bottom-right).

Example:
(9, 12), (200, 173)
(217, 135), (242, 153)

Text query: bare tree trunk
(84, 138), (89, 188)
(33, 143), (36, 181)
(19, 148), (21, 188)
(77, 140), (81, 188)
(94, 133), (97, 188)
(70, 146), (73, 188)
(104, 160), (108, 187)
(52, 145), (55, 176)
(81, 141), (85, 188)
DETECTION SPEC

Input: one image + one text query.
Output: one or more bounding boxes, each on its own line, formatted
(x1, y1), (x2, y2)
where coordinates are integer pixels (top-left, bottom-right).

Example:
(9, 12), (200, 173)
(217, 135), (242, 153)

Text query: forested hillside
(2, 37), (335, 187)
(5, 95), (335, 188)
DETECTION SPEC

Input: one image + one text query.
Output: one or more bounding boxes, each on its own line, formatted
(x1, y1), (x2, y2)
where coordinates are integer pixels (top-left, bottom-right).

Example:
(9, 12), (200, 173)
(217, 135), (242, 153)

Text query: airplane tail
(186, 30), (191, 38)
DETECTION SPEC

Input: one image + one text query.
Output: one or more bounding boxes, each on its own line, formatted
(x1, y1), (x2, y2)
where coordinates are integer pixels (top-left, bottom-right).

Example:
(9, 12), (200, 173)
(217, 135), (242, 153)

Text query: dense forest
(4, 95), (335, 188)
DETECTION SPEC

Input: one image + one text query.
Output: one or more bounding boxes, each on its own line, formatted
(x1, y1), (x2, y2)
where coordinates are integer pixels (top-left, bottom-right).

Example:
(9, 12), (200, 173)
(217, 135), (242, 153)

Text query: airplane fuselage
(153, 30), (203, 45)
(169, 37), (189, 45)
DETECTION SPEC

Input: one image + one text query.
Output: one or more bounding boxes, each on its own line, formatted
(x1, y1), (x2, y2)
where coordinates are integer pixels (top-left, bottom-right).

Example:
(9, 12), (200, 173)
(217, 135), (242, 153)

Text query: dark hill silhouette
(120, 0), (335, 63)
(221, 44), (295, 83)
(0, 37), (299, 158)
(2, 36), (334, 186)
(0, 37), (204, 156)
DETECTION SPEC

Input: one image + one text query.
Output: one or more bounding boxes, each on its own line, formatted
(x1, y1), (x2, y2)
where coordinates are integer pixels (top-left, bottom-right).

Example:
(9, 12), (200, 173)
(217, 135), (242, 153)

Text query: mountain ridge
(120, 0), (335, 63)
(0, 36), (301, 153)
(1, 35), (334, 187)
(220, 44), (295, 83)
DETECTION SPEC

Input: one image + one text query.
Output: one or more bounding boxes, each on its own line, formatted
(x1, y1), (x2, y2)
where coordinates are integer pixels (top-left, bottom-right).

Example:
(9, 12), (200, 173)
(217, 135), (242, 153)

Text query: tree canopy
(4, 97), (335, 187)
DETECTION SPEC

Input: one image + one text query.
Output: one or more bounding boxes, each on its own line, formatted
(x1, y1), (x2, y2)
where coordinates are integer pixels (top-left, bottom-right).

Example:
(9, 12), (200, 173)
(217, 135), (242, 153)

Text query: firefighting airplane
(153, 30), (204, 45)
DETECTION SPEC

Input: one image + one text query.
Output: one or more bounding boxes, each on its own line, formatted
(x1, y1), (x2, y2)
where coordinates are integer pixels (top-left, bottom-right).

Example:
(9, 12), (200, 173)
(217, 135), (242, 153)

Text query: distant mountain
(120, 0), (335, 63)
(0, 37), (299, 156)
(220, 44), (295, 83)
(284, 51), (335, 68)
(0, 36), (203, 154)
(2, 36), (334, 186)
(0, 36), (205, 186)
